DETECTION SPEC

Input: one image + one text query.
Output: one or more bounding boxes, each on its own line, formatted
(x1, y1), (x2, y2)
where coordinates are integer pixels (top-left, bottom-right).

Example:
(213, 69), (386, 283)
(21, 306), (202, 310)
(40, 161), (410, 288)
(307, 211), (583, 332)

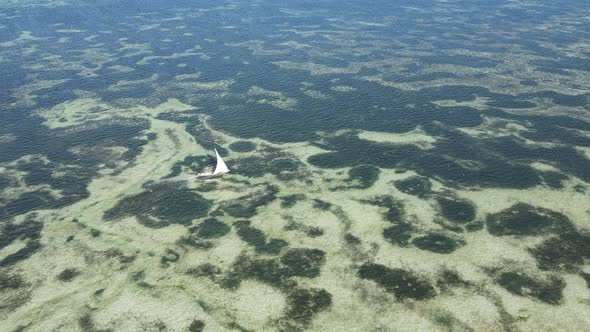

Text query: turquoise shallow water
(1, 0), (590, 331)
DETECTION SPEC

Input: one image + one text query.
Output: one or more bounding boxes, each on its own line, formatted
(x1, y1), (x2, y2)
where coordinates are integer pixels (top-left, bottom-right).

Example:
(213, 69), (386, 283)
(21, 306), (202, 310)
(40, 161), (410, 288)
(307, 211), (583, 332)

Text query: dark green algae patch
(0, 271), (32, 318)
(190, 218), (230, 239)
(219, 248), (327, 290)
(280, 248), (326, 278)
(360, 196), (405, 223)
(208, 248), (331, 330)
(279, 194), (306, 208)
(331, 165), (380, 190)
(306, 122), (590, 190)
(0, 117), (151, 221)
(361, 196), (465, 254)
(358, 263), (436, 300)
(393, 175), (433, 198)
(188, 319), (205, 332)
(228, 140), (257, 153)
(434, 194), (481, 233)
(230, 147), (305, 181)
(234, 220), (288, 255)
(220, 185), (278, 218)
(436, 195), (476, 224)
(0, 214), (44, 267)
(412, 234), (464, 254)
(78, 312), (114, 332)
(530, 230), (590, 272)
(383, 222), (413, 247)
(369, 196), (413, 247)
(358, 264), (474, 302)
(280, 287), (332, 331)
(177, 218), (232, 251)
(496, 272), (565, 305)
(479, 203), (590, 274)
(160, 249), (180, 268)
(283, 216), (324, 238)
(56, 268), (81, 282)
(486, 203), (573, 236)
(162, 155), (212, 179)
(103, 183), (211, 228)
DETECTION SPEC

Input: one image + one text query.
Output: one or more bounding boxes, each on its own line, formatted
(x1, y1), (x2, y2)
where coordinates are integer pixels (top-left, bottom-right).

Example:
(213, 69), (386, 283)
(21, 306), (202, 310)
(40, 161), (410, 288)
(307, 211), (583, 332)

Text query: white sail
(212, 148), (229, 175)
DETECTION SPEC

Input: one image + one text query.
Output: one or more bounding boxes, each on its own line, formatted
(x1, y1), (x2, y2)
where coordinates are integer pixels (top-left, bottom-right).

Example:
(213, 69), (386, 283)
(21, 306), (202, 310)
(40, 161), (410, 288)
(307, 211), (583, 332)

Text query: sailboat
(197, 148), (230, 178)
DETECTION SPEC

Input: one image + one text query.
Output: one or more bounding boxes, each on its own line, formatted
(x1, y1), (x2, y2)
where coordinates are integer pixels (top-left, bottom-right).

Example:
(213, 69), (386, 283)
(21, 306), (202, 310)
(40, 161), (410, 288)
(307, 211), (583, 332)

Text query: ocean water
(1, 0), (590, 330)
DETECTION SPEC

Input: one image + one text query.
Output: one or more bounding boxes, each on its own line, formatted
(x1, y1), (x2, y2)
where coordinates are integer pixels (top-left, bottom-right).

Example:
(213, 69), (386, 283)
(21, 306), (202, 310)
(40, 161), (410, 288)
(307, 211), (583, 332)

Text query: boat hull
(196, 171), (229, 179)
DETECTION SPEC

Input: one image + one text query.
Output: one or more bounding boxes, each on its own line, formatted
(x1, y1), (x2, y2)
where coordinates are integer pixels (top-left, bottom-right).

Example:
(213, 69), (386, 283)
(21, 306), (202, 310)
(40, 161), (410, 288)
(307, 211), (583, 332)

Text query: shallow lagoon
(1, 0), (590, 331)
